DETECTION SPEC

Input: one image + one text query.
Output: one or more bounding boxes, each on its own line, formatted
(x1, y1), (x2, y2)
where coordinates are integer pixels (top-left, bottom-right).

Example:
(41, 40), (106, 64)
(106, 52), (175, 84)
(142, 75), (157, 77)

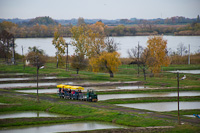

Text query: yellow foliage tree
(147, 36), (170, 74)
(52, 31), (66, 68)
(71, 21), (121, 77)
(89, 52), (121, 77)
(70, 21), (106, 57)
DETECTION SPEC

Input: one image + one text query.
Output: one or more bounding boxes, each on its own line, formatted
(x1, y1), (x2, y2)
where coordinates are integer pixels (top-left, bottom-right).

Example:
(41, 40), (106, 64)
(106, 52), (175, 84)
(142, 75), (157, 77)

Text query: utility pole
(137, 42), (140, 77)
(66, 43), (69, 71)
(188, 44), (190, 65)
(36, 56), (39, 103)
(22, 46), (25, 70)
(177, 72), (180, 125)
(11, 37), (15, 65)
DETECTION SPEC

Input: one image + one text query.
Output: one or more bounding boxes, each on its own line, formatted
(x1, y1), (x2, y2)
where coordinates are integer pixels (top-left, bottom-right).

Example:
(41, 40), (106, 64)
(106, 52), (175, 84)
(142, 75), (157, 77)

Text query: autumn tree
(52, 31), (66, 68)
(26, 46), (46, 67)
(89, 36), (121, 78)
(71, 53), (88, 74)
(147, 36), (170, 74)
(0, 30), (15, 64)
(71, 22), (121, 77)
(89, 51), (121, 77)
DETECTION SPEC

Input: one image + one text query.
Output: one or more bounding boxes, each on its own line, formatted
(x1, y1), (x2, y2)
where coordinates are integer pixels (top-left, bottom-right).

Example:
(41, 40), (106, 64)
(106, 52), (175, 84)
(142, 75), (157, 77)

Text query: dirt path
(1, 90), (200, 125)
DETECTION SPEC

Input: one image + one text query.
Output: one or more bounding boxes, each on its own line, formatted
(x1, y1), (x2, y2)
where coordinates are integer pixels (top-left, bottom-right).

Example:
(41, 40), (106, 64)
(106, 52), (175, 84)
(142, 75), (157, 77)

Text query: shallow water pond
(85, 85), (148, 91)
(0, 111), (67, 119)
(98, 91), (200, 101)
(116, 102), (200, 112)
(0, 122), (123, 133)
(16, 89), (58, 94)
(168, 70), (200, 74)
(0, 77), (57, 81)
(0, 83), (57, 88)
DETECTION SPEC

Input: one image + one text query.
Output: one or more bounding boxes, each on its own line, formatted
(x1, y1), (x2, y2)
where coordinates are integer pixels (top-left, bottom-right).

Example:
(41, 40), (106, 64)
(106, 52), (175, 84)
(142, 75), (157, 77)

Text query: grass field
(0, 62), (200, 132)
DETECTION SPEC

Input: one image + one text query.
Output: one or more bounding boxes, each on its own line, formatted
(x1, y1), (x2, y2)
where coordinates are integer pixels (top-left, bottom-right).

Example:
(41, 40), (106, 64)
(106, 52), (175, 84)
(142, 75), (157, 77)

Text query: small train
(57, 84), (98, 102)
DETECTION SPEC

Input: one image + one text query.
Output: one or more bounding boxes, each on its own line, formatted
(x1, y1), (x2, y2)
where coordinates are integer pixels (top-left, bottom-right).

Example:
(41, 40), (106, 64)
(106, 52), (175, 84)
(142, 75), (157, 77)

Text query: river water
(15, 36), (200, 58)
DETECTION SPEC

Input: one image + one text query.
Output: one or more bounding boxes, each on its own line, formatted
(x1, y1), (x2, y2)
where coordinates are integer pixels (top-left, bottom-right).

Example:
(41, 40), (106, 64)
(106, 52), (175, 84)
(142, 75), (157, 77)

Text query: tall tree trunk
(105, 62), (114, 78)
(143, 67), (146, 80)
(109, 70), (114, 78)
(76, 68), (79, 74)
(56, 53), (58, 68)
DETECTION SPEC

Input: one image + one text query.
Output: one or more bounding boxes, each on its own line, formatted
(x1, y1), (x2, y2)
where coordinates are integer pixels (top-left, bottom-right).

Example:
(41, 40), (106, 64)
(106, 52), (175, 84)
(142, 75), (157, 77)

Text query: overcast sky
(0, 0), (199, 20)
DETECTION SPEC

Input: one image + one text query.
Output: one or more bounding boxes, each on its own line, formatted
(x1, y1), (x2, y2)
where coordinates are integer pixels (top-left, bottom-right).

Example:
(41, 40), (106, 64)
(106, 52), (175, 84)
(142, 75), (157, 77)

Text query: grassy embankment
(0, 93), (173, 128)
(0, 63), (200, 87)
(0, 63), (200, 132)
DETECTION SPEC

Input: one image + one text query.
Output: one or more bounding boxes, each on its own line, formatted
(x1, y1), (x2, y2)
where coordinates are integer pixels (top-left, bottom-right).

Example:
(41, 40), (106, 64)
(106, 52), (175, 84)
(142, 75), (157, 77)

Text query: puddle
(116, 102), (200, 112)
(183, 115), (200, 118)
(85, 85), (148, 91)
(0, 73), (29, 76)
(168, 70), (200, 74)
(0, 83), (57, 88)
(0, 77), (57, 81)
(0, 78), (31, 81)
(0, 122), (123, 133)
(0, 111), (67, 119)
(16, 89), (58, 94)
(98, 91), (200, 101)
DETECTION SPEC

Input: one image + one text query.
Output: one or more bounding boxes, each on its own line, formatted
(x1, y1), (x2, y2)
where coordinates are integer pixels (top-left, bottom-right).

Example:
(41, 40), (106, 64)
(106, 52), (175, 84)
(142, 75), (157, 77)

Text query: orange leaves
(89, 52), (121, 73)
(70, 22), (121, 77)
(147, 36), (170, 74)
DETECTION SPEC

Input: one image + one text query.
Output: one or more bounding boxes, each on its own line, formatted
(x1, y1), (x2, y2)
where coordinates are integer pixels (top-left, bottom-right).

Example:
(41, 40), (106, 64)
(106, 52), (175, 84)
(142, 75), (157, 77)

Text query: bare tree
(104, 37), (119, 53)
(128, 45), (150, 80)
(128, 43), (144, 76)
(140, 48), (151, 80)
(177, 43), (187, 56)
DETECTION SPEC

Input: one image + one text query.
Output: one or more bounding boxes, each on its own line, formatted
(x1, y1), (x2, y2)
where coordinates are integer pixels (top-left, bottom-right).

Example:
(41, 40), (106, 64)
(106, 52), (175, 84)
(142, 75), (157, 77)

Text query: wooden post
(36, 56), (39, 103)
(177, 72), (180, 125)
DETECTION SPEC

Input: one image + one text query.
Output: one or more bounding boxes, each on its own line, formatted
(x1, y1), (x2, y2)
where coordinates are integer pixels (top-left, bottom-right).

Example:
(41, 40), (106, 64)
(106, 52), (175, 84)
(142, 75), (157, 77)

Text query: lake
(15, 36), (200, 58)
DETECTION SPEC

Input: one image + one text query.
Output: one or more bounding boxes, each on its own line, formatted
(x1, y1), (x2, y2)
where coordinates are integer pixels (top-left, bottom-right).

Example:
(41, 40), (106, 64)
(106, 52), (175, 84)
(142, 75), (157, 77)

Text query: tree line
(0, 17), (200, 38)
(1, 19), (198, 79)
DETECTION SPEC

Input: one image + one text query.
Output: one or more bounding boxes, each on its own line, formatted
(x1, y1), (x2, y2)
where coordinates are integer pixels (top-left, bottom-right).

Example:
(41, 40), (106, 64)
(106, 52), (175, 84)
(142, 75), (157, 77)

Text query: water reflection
(0, 122), (123, 133)
(0, 111), (66, 119)
(98, 91), (200, 101)
(85, 85), (148, 91)
(116, 102), (200, 112)
(0, 77), (57, 81)
(16, 89), (58, 93)
(168, 70), (200, 74)
(0, 83), (57, 88)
